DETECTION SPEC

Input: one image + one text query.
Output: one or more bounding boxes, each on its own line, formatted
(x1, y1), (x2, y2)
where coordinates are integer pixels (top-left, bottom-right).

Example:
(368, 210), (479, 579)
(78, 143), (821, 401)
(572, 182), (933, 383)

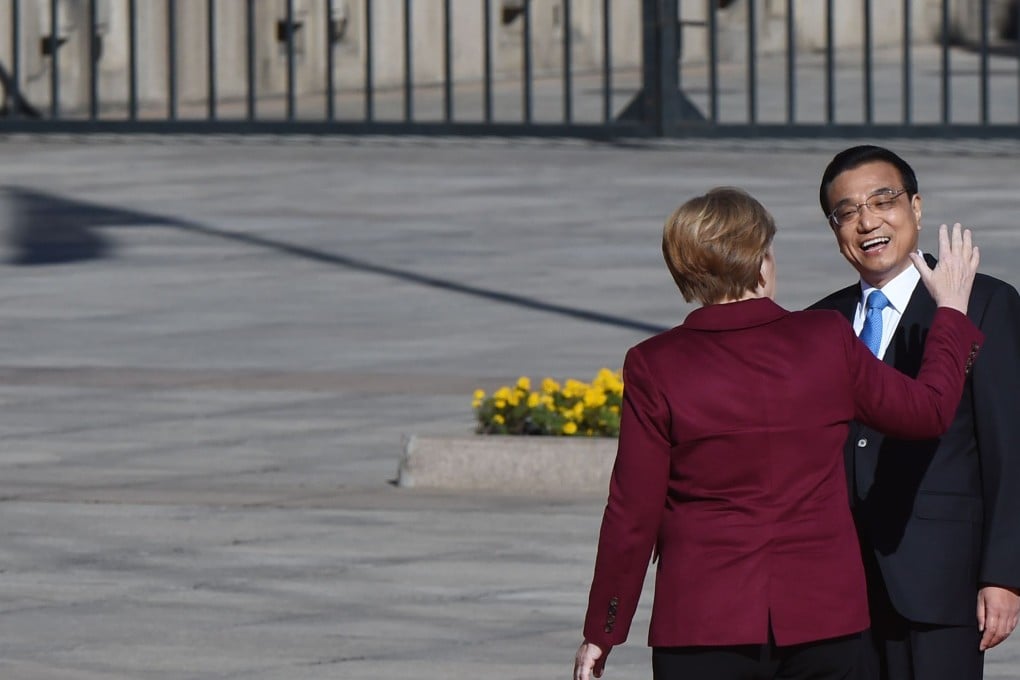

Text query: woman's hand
(910, 223), (979, 314)
(574, 641), (606, 680)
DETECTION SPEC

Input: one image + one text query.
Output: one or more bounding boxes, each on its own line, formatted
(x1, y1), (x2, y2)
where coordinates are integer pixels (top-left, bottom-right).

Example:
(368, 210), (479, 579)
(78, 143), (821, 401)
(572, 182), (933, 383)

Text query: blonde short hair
(662, 187), (776, 305)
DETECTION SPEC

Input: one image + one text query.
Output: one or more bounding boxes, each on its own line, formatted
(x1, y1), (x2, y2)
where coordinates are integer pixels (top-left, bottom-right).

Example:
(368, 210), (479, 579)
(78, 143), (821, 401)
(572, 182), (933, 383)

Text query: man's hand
(977, 585), (1020, 651)
(574, 641), (607, 680)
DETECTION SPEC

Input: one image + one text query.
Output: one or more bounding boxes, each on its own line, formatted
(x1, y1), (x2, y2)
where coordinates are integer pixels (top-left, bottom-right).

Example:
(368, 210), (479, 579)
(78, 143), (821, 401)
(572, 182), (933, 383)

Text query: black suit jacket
(811, 257), (1020, 625)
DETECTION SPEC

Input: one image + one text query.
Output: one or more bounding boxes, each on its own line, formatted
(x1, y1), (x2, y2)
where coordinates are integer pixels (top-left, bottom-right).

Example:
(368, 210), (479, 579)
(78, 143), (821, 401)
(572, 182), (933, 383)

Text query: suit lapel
(888, 265), (936, 375)
(829, 285), (859, 322)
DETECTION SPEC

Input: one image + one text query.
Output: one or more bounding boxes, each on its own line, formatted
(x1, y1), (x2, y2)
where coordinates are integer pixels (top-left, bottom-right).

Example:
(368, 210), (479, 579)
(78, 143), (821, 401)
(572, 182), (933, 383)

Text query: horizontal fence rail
(0, 0), (1018, 138)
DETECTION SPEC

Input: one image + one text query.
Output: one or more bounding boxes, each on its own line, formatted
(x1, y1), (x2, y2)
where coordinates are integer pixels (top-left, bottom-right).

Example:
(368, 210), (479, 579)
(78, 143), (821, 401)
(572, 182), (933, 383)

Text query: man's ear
(912, 193), (923, 229)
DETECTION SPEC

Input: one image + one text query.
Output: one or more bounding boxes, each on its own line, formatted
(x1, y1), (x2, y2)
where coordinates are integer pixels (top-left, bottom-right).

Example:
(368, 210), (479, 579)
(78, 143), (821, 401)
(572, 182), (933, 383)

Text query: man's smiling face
(826, 160), (923, 289)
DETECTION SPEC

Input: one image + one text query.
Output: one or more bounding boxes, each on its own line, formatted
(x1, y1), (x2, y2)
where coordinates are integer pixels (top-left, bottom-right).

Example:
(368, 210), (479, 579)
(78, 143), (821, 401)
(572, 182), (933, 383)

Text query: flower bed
(472, 369), (623, 437)
(397, 369), (623, 491)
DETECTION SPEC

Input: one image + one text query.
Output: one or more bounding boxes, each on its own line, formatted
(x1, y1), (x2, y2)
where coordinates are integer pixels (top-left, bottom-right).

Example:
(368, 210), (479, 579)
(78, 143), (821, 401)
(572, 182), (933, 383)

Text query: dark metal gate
(1, 0), (1018, 138)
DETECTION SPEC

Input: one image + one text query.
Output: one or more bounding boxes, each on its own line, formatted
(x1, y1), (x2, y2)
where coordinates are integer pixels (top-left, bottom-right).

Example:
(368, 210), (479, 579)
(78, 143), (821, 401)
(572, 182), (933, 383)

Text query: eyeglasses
(828, 189), (909, 227)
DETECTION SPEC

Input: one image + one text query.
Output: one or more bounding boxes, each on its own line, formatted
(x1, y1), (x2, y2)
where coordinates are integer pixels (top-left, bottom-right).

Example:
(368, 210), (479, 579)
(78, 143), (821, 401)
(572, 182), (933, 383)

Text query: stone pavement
(0, 134), (1018, 679)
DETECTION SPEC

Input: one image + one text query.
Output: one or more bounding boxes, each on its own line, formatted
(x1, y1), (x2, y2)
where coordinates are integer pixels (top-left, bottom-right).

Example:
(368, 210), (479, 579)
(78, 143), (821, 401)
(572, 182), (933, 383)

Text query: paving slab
(0, 135), (1017, 679)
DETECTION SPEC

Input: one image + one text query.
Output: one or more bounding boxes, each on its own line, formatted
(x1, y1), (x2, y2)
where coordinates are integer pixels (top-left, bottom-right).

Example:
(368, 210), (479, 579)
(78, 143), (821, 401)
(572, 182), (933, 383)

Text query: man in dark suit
(812, 145), (1020, 680)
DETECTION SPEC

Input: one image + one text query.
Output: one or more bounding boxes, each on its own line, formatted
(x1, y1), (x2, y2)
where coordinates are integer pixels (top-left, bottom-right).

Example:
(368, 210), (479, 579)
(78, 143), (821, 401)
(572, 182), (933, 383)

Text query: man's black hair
(819, 145), (918, 217)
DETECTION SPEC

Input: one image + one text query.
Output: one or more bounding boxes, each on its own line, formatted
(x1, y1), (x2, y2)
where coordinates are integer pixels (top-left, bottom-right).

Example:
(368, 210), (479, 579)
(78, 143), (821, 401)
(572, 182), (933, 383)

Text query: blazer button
(857, 438), (868, 448)
(604, 625), (613, 633)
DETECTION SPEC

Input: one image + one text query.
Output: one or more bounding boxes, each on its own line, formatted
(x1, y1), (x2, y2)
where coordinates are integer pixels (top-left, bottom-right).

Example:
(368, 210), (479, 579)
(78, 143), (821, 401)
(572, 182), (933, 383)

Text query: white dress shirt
(853, 254), (924, 360)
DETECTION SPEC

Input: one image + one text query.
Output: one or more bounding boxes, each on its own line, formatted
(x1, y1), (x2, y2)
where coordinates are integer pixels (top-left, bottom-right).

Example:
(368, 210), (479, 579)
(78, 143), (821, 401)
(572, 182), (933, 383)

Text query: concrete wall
(681, 0), (1018, 64)
(0, 0), (1014, 114)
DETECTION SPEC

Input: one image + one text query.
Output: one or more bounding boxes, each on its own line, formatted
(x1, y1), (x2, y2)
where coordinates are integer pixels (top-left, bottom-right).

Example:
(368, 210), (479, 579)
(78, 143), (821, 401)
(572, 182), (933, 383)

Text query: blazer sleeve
(848, 307), (983, 439)
(971, 284), (1020, 588)
(582, 346), (671, 653)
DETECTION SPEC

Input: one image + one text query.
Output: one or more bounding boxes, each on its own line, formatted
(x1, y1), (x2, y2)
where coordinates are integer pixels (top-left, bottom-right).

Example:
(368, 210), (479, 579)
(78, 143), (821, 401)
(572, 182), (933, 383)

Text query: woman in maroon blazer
(573, 188), (982, 680)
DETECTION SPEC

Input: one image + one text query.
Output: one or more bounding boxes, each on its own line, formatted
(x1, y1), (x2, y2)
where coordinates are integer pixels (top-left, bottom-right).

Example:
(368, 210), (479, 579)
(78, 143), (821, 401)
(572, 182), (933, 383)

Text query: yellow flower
(541, 377), (561, 394)
(562, 421), (578, 435)
(494, 386), (513, 401)
(473, 389), (486, 401)
(472, 399), (482, 409)
(572, 402), (585, 419)
(507, 391), (520, 407)
(541, 394), (555, 408)
(527, 392), (541, 408)
(493, 414), (505, 425)
(594, 371), (623, 395)
(563, 379), (588, 398)
(583, 387), (607, 408)
(516, 376), (531, 391)
(495, 399), (506, 409)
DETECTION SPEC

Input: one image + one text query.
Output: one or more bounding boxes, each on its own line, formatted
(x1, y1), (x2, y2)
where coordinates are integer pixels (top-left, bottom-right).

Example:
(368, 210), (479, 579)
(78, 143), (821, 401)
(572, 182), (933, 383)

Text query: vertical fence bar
(167, 0), (177, 120)
(747, 0), (757, 124)
(903, 0), (912, 123)
(660, 0), (677, 135)
(785, 0), (795, 123)
(286, 0), (296, 121)
(10, 0), (19, 118)
(49, 0), (59, 118)
(820, 0), (836, 123)
(404, 0), (413, 121)
(246, 0), (256, 120)
(676, 0), (685, 118)
(708, 0), (718, 122)
(207, 0), (217, 119)
(562, 0), (573, 122)
(602, 0), (611, 123)
(979, 0), (989, 124)
(128, 0), (137, 119)
(483, 0), (493, 122)
(825, 0), (834, 123)
(1017, 0), (1020, 123)
(523, 0), (532, 124)
(638, 0), (659, 134)
(941, 0), (950, 123)
(365, 0), (374, 121)
(863, 0), (872, 124)
(443, 0), (452, 121)
(88, 0), (98, 119)
(326, 0), (335, 120)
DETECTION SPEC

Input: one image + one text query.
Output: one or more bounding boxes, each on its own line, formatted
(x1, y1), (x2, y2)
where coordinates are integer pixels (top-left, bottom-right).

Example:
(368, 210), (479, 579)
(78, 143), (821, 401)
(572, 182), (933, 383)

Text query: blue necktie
(860, 290), (890, 357)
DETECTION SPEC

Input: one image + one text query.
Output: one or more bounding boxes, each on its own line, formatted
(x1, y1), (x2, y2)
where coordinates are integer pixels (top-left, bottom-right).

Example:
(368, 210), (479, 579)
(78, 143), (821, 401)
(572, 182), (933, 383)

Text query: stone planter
(397, 434), (618, 493)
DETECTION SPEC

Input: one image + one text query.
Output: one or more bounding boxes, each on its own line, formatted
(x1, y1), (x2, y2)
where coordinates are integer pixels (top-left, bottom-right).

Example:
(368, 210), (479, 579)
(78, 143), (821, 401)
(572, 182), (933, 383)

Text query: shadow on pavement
(2, 186), (668, 334)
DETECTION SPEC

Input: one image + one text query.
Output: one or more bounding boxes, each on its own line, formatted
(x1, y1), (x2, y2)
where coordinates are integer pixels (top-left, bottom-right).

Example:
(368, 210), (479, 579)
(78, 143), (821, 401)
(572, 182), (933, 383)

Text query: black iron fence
(0, 0), (1018, 138)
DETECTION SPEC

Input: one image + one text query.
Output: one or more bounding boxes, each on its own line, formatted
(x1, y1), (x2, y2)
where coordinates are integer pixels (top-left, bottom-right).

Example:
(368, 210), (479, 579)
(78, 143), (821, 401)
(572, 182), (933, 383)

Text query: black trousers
(652, 633), (863, 680)
(860, 553), (983, 680)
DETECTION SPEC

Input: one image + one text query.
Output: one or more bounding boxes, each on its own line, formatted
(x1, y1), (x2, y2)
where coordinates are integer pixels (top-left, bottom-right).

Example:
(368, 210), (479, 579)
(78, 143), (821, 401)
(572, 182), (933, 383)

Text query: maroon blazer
(582, 298), (982, 652)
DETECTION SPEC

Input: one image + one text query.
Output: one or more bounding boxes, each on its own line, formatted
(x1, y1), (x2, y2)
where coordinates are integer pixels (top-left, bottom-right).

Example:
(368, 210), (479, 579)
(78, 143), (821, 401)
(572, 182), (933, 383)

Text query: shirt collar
(859, 251), (923, 312)
(682, 297), (789, 332)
